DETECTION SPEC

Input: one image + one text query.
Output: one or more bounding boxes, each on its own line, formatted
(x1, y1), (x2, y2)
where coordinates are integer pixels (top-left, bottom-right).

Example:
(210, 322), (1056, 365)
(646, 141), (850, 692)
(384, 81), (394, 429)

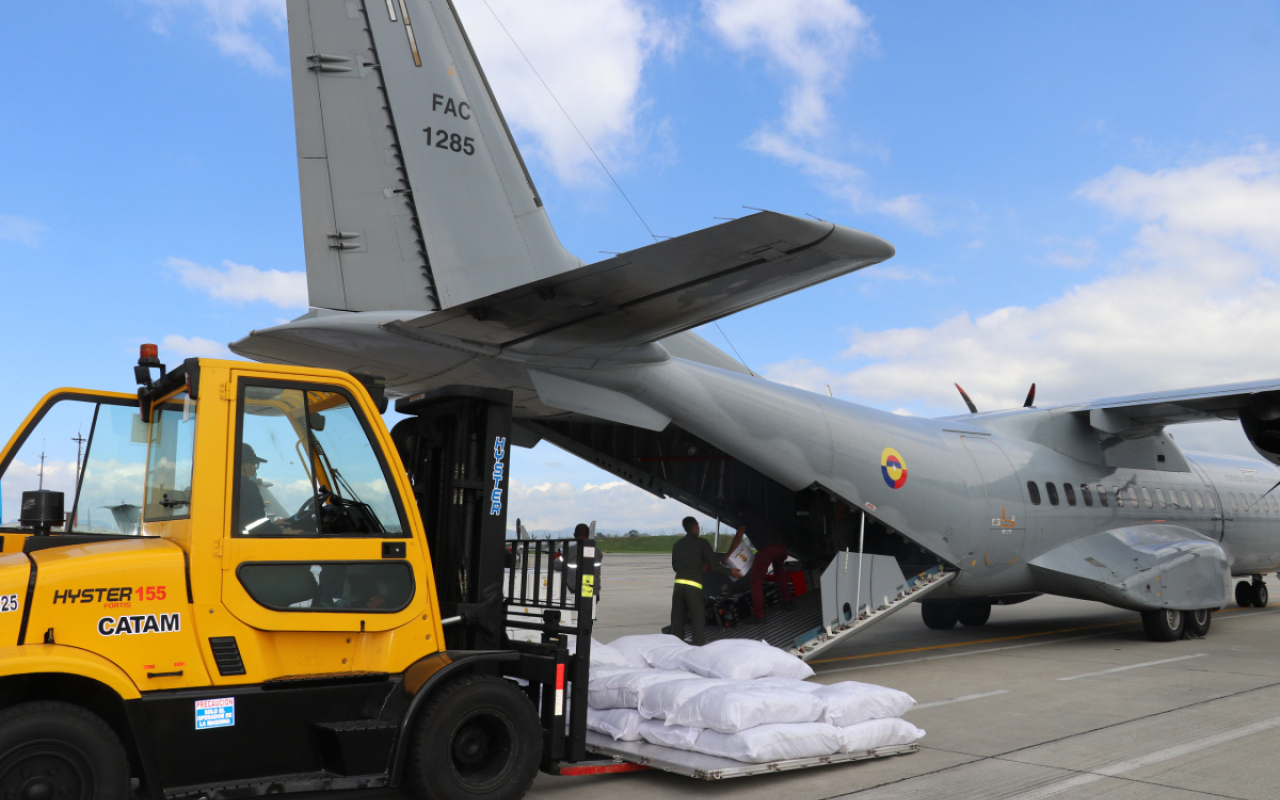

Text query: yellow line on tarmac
(808, 605), (1270, 666)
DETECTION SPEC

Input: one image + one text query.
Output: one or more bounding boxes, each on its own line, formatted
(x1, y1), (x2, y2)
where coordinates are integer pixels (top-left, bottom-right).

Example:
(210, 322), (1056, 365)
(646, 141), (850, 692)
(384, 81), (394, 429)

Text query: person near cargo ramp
(725, 498), (794, 624)
(672, 517), (740, 645)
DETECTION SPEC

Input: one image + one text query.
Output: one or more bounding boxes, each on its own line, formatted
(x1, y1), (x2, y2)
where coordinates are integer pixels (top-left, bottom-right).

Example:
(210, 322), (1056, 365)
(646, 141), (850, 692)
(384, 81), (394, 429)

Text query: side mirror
(350, 372), (389, 415)
(21, 490), (65, 536)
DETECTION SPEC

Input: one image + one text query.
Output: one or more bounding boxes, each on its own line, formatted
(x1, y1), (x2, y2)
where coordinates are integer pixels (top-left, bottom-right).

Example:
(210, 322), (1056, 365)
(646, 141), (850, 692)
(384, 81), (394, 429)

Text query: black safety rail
(504, 538), (596, 766)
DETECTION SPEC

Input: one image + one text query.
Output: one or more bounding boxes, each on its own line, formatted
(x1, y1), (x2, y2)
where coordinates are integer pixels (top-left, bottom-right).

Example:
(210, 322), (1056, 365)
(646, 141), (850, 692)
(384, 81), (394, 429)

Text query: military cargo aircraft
(232, 0), (1280, 643)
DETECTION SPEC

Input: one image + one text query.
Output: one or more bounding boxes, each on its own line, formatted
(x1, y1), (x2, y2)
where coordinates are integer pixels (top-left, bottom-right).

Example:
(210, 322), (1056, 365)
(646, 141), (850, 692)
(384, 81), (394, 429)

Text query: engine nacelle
(1239, 392), (1280, 466)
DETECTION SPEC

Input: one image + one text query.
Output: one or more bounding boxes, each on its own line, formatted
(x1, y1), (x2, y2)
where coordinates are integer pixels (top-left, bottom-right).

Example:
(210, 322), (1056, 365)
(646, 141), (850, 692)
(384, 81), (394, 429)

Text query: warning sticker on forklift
(195, 697), (235, 730)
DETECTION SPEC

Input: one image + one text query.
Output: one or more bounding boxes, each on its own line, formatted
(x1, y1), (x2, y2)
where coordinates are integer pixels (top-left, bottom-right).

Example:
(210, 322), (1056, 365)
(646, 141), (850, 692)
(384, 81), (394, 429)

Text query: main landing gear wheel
(1251, 581), (1269, 608)
(921, 601), (959, 630)
(404, 674), (540, 800)
(1185, 609), (1212, 637)
(0, 702), (130, 800)
(1236, 581), (1253, 608)
(957, 601), (992, 627)
(1141, 608), (1185, 642)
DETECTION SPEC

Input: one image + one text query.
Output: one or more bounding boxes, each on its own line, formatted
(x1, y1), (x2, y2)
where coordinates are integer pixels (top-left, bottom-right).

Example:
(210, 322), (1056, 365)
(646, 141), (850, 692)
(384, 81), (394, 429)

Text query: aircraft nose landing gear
(1235, 577), (1269, 608)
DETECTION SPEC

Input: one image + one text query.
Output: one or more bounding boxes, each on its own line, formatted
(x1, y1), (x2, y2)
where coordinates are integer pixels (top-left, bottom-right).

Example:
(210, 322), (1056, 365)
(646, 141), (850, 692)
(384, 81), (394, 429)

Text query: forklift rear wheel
(921, 601), (959, 630)
(0, 701), (130, 800)
(957, 601), (992, 627)
(1236, 581), (1252, 608)
(1141, 609), (1185, 642)
(405, 674), (540, 800)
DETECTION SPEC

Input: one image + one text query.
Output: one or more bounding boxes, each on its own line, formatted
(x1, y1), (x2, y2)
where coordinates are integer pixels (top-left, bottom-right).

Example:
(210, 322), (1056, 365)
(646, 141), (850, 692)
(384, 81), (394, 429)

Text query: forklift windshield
(235, 383), (405, 537)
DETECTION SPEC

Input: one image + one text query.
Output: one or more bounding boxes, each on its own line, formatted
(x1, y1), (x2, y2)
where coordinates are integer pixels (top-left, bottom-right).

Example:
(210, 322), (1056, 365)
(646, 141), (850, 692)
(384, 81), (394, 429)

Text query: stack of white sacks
(583, 634), (924, 764)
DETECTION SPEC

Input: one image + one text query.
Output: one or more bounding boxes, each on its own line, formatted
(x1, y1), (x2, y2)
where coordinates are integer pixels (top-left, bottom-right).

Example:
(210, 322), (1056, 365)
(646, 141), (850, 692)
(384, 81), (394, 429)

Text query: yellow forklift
(0, 348), (595, 799)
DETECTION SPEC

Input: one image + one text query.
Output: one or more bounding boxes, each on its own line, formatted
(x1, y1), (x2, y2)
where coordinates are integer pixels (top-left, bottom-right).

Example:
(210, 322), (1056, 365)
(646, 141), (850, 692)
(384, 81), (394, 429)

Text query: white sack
(644, 642), (695, 671)
(639, 718), (702, 750)
(695, 722), (843, 763)
(725, 537), (755, 575)
(677, 639), (815, 681)
(589, 639), (632, 669)
(814, 682), (915, 727)
(667, 683), (823, 733)
(610, 634), (689, 669)
(588, 668), (701, 710)
(587, 707), (643, 741)
(637, 677), (733, 720)
(839, 717), (925, 753)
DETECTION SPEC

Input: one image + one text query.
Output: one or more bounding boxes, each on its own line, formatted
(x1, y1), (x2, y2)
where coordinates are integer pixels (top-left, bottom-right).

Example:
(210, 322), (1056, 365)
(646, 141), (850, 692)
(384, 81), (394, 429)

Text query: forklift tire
(404, 674), (540, 800)
(0, 701), (130, 800)
(921, 601), (959, 630)
(957, 601), (992, 627)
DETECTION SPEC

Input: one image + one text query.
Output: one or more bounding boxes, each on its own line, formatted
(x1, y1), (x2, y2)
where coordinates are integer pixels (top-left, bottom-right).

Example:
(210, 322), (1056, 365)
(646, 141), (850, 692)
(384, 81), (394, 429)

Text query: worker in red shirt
(723, 498), (794, 624)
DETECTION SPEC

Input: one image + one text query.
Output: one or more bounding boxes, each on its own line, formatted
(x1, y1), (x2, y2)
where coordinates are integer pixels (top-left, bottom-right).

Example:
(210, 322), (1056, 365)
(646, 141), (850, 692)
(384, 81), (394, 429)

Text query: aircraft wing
(1043, 379), (1280, 434)
(388, 211), (893, 358)
(1028, 524), (1232, 612)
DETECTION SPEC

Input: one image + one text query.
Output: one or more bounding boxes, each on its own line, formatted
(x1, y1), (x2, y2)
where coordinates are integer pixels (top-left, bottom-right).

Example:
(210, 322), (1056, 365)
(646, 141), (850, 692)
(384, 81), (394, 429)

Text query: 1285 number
(424, 127), (475, 156)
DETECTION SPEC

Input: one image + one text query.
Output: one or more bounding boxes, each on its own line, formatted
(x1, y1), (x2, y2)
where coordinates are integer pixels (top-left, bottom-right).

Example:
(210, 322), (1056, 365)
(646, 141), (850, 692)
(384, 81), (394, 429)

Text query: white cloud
(706, 2), (929, 230)
(165, 257), (307, 308)
(160, 334), (235, 360)
(507, 479), (706, 535)
(138, 0), (286, 73)
(0, 215), (48, 247)
(1042, 237), (1098, 269)
(748, 132), (932, 229)
(764, 146), (1280, 457)
(705, 0), (871, 136)
(456, 0), (679, 185)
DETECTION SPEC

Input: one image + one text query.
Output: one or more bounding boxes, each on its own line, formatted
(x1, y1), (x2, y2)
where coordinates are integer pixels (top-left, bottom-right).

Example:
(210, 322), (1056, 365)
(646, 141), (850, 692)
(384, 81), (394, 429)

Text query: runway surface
(303, 554), (1280, 800)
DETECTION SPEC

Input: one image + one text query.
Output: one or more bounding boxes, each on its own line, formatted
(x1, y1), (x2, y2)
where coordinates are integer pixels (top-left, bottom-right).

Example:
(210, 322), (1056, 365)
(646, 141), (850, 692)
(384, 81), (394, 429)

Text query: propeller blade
(1024, 383), (1036, 408)
(955, 383), (978, 414)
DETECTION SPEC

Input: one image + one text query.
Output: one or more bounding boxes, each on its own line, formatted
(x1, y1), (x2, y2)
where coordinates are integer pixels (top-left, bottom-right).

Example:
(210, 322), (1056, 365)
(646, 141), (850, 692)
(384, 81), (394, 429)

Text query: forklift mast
(391, 386), (513, 651)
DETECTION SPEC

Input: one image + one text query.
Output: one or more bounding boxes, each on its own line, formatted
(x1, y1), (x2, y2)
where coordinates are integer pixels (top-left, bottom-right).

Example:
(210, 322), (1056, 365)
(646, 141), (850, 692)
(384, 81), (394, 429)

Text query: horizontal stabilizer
(1028, 524), (1231, 611)
(529, 370), (670, 431)
(391, 211), (894, 358)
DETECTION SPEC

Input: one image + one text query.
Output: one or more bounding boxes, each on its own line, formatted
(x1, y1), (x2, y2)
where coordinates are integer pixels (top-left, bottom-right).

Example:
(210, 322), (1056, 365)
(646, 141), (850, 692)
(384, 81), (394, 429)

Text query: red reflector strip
(555, 762), (652, 776)
(554, 663), (565, 716)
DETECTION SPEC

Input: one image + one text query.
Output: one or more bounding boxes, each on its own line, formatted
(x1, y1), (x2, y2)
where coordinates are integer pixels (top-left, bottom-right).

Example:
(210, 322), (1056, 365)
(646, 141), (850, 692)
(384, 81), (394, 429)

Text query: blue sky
(2, 1), (1278, 532)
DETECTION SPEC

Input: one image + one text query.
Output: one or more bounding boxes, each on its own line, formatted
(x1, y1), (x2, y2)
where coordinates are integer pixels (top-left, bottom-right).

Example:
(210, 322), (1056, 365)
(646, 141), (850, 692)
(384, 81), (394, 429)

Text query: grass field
(594, 534), (725, 554)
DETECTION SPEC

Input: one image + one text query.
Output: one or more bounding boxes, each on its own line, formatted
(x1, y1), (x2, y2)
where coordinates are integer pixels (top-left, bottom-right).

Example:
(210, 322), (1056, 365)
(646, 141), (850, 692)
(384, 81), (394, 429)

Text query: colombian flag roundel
(881, 447), (908, 489)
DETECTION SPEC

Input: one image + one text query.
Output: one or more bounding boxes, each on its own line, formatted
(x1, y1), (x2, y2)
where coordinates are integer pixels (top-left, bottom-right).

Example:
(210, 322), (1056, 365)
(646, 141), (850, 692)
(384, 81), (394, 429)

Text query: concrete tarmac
(307, 553), (1280, 800)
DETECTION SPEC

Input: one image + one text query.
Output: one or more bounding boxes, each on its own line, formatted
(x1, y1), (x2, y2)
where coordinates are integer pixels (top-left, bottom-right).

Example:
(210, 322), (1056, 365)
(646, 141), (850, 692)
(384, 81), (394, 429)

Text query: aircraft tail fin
(287, 0), (581, 313)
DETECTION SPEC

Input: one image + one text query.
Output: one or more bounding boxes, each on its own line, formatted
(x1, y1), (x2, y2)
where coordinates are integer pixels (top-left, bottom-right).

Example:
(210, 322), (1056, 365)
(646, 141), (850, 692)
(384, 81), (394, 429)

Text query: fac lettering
(431, 93), (472, 120)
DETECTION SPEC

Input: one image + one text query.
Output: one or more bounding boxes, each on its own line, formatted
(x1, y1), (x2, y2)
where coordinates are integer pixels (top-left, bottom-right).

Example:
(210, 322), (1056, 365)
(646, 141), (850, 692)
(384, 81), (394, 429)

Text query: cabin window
(1097, 485), (1109, 507)
(1027, 481), (1041, 505)
(1206, 493), (1216, 511)
(1063, 483), (1076, 506)
(1248, 492), (1259, 511)
(1180, 490), (1192, 510)
(1193, 491), (1204, 510)
(1270, 496), (1279, 513)
(1128, 487), (1139, 506)
(1046, 482), (1060, 506)
(1229, 493), (1239, 511)
(1155, 488), (1166, 508)
(1081, 485), (1093, 507)
(1113, 486), (1123, 507)
(1140, 487), (1152, 508)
